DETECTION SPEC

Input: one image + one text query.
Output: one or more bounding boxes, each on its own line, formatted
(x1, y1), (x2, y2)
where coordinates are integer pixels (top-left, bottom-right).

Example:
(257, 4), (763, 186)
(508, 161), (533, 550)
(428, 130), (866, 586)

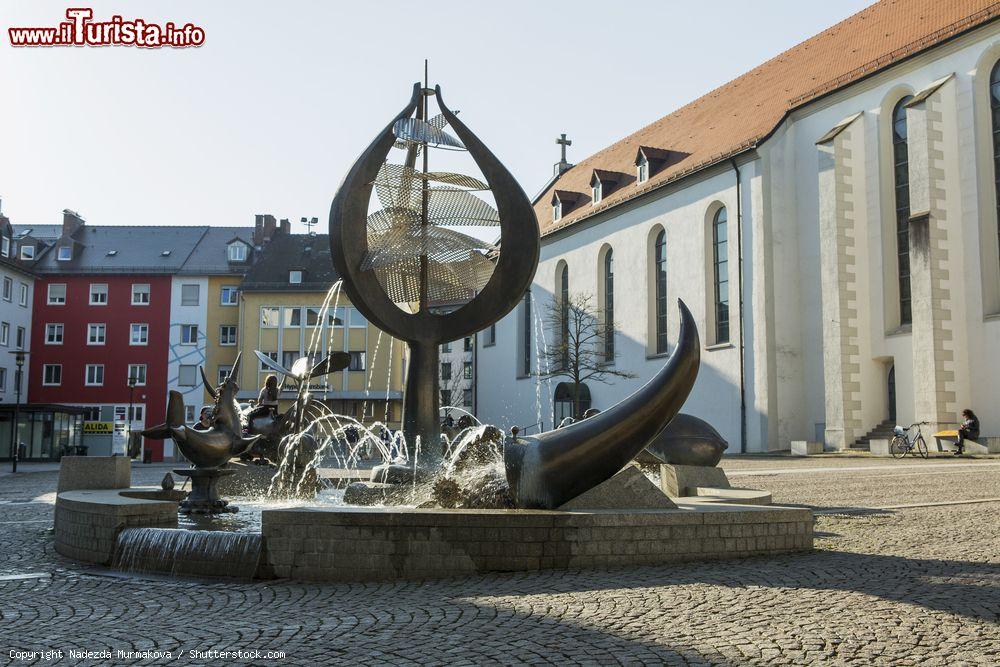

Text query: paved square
(1, 458), (998, 665)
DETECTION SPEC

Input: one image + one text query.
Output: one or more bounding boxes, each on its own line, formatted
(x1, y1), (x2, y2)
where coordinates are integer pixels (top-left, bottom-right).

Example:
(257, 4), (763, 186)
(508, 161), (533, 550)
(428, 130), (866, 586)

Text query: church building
(477, 0), (1000, 452)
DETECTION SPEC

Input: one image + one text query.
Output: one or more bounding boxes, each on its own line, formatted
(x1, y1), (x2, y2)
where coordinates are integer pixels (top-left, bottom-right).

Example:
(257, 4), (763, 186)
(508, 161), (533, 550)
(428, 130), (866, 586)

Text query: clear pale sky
(1, 0), (872, 231)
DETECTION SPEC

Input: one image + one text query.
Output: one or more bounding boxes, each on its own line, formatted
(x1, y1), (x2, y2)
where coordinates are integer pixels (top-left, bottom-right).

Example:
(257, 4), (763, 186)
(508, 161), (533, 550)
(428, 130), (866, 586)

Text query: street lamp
(127, 374), (138, 459)
(8, 349), (28, 473)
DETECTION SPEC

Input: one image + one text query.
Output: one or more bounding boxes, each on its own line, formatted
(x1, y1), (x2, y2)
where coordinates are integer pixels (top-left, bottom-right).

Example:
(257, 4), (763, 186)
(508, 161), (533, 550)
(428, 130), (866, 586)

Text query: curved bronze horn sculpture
(505, 300), (700, 509)
(330, 82), (539, 451)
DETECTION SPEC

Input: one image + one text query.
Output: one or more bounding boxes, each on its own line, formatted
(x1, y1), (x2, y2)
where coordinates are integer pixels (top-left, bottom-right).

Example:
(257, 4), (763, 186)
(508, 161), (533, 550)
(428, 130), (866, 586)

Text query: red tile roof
(536, 0), (1000, 235)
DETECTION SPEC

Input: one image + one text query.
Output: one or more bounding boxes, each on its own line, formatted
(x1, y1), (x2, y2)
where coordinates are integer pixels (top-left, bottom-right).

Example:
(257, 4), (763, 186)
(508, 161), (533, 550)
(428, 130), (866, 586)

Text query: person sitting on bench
(957, 408), (980, 455)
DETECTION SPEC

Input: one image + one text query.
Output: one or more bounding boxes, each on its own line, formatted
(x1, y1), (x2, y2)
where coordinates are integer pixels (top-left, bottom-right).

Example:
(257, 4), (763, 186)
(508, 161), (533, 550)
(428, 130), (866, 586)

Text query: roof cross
(556, 133), (572, 162)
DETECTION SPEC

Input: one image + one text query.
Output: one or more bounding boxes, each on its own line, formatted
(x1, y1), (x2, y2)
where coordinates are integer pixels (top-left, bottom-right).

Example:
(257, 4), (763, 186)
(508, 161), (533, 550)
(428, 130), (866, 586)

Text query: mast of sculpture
(329, 77), (539, 455)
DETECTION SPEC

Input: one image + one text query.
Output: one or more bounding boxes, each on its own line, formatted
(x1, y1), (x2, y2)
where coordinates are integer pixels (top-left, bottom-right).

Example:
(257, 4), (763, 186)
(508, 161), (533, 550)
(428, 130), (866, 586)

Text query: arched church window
(654, 230), (668, 354)
(603, 249), (614, 361)
(712, 207), (730, 343)
(893, 96), (913, 325)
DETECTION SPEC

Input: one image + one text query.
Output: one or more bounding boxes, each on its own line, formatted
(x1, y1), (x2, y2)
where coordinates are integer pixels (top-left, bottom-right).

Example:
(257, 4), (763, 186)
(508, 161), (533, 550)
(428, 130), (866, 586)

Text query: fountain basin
(54, 488), (182, 565)
(261, 503), (813, 582)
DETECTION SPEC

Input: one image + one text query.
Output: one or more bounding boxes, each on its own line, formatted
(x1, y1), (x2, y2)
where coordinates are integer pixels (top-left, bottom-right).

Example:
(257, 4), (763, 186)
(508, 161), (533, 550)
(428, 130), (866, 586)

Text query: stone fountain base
(175, 468), (239, 515)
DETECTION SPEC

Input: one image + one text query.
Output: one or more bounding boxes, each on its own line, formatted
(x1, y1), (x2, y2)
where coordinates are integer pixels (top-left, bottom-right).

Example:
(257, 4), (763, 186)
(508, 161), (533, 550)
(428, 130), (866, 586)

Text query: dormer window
(228, 242), (247, 262)
(57, 246), (72, 261)
(289, 270), (303, 284)
(637, 155), (649, 183)
(19, 245), (33, 260)
(1, 236), (8, 258)
(592, 179), (602, 205)
(553, 200), (562, 222)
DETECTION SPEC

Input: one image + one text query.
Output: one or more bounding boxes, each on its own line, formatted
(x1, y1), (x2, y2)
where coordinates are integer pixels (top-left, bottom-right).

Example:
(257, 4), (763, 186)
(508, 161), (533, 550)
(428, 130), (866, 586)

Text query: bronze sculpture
(329, 81), (539, 453)
(642, 414), (729, 467)
(504, 300), (700, 509)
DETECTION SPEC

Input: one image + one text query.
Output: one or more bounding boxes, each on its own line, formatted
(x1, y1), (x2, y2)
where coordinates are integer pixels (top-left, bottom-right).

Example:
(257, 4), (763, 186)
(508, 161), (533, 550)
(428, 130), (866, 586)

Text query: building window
(592, 178), (602, 205)
(18, 283), (27, 307)
(89, 283), (108, 305)
(217, 365), (233, 385)
(43, 364), (62, 386)
(15, 326), (24, 349)
(441, 389), (452, 406)
(712, 207), (730, 344)
(463, 361), (473, 379)
(893, 96), (913, 326)
(289, 270), (303, 284)
(57, 246), (72, 261)
(992, 61), (1000, 261)
(441, 362), (452, 380)
(441, 341), (452, 353)
(281, 351), (299, 369)
(184, 405), (196, 423)
(220, 286), (238, 305)
(349, 308), (367, 328)
(128, 364), (147, 386)
(0, 367), (6, 391)
(258, 351), (278, 370)
(2, 277), (11, 301)
(47, 283), (66, 305)
(45, 323), (64, 345)
(485, 323), (496, 347)
(348, 351), (366, 371)
(0, 322), (8, 346)
(178, 365), (197, 387)
(463, 388), (473, 407)
(464, 337), (473, 352)
(559, 264), (569, 368)
(19, 244), (34, 260)
(181, 284), (200, 306)
(219, 325), (237, 346)
(284, 307), (302, 327)
(1, 237), (7, 258)
(522, 291), (532, 376)
(131, 283), (150, 305)
(654, 230), (668, 354)
(181, 324), (199, 345)
(228, 242), (247, 262)
(637, 154), (649, 183)
(85, 364), (105, 386)
(87, 323), (106, 345)
(130, 323), (149, 345)
(603, 248), (614, 361)
(260, 307), (280, 328)
(552, 199), (562, 222)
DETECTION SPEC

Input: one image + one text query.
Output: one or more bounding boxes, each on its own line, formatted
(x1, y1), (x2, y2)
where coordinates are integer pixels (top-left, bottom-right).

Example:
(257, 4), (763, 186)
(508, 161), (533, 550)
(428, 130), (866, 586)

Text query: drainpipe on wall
(730, 158), (747, 455)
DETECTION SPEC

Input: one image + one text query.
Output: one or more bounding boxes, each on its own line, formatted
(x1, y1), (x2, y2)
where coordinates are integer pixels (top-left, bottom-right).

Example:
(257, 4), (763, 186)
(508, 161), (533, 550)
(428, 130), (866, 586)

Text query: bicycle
(890, 422), (929, 459)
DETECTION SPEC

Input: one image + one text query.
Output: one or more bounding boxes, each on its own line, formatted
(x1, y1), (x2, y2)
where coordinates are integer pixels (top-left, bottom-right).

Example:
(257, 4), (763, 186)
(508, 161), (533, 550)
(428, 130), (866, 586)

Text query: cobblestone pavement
(0, 460), (997, 666)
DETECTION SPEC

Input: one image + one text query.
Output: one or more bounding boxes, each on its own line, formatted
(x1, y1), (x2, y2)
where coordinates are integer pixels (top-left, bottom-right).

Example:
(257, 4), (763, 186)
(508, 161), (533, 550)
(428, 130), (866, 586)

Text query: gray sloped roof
(21, 225), (210, 274)
(178, 226), (255, 275)
(240, 233), (339, 291)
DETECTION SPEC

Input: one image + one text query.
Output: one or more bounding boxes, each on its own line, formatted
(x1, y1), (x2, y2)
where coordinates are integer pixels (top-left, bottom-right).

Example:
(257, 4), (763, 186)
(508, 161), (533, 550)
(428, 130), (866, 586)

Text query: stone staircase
(850, 419), (896, 451)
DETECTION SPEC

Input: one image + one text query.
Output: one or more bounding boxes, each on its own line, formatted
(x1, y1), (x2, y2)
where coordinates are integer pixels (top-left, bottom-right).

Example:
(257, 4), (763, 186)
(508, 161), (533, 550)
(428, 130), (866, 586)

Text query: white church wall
(479, 20), (1000, 449)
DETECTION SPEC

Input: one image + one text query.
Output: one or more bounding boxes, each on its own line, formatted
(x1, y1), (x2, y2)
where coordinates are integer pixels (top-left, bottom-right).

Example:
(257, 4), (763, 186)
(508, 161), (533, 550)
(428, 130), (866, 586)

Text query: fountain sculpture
(329, 82), (539, 455)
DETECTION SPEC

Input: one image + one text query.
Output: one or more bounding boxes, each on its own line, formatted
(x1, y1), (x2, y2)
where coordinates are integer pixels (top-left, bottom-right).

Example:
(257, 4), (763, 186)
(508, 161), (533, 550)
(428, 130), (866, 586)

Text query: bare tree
(539, 292), (635, 419)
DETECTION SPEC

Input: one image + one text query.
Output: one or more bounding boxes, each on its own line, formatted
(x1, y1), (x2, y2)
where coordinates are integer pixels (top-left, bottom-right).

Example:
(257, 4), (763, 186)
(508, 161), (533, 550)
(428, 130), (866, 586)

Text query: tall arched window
(654, 230), (668, 354)
(991, 61), (1000, 255)
(559, 264), (569, 369)
(521, 291), (532, 376)
(712, 207), (730, 343)
(893, 96), (913, 325)
(603, 249), (614, 361)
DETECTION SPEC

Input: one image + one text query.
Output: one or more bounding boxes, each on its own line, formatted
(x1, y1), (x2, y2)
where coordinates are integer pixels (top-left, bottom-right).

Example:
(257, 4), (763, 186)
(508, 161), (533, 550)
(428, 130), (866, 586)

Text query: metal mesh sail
(392, 113), (453, 152)
(373, 252), (495, 304)
(392, 117), (464, 149)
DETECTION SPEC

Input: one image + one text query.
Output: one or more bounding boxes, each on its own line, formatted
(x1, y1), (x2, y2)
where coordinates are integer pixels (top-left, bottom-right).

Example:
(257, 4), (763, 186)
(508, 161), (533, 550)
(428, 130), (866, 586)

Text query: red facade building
(20, 212), (212, 462)
(29, 275), (173, 460)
